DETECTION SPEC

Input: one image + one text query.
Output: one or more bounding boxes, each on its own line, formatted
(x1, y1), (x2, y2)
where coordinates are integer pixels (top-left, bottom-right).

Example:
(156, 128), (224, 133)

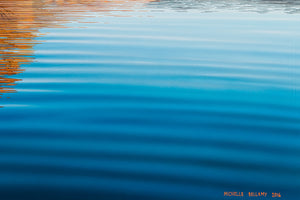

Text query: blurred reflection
(0, 0), (152, 99)
(0, 0), (299, 99)
(148, 0), (300, 13)
(0, 2), (34, 96)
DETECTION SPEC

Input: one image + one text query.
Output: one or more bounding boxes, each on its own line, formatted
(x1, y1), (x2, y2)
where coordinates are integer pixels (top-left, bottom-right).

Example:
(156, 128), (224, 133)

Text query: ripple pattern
(0, 1), (300, 200)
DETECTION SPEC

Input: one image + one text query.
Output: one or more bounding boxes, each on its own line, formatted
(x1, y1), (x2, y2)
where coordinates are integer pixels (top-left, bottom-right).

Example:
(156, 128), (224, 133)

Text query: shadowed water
(0, 1), (299, 200)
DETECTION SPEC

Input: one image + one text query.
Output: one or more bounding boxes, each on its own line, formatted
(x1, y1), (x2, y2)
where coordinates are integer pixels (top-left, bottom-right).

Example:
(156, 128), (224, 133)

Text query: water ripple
(0, 1), (300, 200)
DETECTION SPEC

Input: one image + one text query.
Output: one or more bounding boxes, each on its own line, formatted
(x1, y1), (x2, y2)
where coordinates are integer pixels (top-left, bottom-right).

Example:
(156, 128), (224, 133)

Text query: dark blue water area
(0, 5), (300, 200)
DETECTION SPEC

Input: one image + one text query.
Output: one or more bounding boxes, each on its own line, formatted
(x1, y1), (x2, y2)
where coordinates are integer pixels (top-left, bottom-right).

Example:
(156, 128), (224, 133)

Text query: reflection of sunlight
(0, 0), (153, 99)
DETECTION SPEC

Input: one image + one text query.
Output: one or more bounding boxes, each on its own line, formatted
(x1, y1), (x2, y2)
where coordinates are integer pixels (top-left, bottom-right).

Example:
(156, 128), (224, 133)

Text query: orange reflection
(0, 0), (153, 100)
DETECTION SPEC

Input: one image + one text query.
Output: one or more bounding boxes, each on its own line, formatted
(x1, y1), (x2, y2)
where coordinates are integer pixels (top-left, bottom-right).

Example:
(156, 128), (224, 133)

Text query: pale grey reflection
(148, 0), (300, 13)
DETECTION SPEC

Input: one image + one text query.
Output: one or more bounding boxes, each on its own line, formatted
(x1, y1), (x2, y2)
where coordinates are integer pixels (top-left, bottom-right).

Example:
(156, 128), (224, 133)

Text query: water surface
(0, 1), (300, 200)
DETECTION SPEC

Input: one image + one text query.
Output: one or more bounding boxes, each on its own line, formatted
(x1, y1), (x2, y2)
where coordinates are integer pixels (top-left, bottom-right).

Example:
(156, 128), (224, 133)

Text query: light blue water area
(0, 2), (300, 200)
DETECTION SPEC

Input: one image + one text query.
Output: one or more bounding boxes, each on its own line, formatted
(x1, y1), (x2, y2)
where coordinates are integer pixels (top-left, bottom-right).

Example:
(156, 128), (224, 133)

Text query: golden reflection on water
(0, 0), (152, 99)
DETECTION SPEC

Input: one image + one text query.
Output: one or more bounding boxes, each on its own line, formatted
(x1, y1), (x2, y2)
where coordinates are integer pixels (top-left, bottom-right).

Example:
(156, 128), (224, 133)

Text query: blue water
(0, 1), (300, 200)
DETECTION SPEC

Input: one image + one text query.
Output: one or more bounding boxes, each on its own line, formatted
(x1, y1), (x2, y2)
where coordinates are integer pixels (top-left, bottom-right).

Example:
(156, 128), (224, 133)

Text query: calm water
(0, 1), (300, 200)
